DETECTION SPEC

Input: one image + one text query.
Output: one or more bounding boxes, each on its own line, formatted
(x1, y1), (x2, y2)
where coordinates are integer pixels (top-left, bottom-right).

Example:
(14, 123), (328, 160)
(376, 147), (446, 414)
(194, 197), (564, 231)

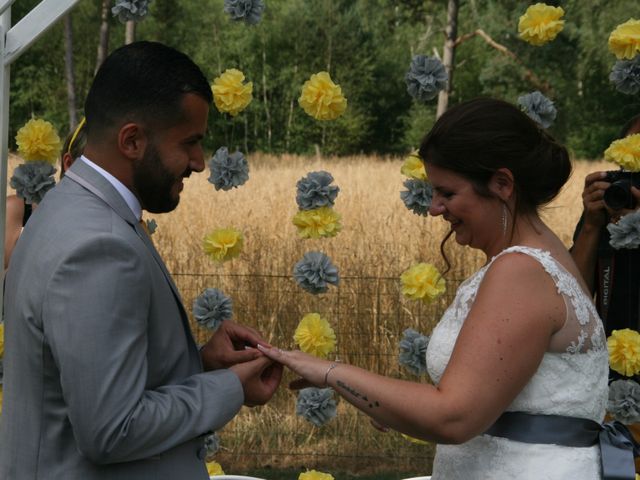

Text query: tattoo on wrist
(336, 380), (380, 409)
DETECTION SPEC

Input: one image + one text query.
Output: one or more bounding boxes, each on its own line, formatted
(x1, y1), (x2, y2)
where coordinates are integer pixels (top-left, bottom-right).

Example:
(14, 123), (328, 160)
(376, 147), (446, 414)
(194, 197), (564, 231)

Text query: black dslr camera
(603, 171), (640, 210)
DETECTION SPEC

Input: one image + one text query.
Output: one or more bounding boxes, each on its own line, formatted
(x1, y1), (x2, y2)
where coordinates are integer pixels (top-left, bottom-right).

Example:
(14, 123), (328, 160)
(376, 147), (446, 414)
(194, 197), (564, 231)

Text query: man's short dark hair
(84, 41), (212, 138)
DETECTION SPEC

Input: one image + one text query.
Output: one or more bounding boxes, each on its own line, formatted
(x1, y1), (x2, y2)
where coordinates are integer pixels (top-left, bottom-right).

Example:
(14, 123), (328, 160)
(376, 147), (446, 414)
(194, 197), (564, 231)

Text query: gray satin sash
(485, 412), (639, 480)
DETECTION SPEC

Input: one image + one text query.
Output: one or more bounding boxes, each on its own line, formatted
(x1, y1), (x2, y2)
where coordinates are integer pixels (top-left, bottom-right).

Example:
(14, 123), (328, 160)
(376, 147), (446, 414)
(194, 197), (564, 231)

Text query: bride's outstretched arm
(259, 252), (563, 444)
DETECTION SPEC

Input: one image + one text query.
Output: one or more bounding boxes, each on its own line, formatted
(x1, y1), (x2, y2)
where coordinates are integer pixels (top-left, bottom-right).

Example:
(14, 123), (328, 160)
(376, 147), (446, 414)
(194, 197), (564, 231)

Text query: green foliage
(6, 0), (640, 158)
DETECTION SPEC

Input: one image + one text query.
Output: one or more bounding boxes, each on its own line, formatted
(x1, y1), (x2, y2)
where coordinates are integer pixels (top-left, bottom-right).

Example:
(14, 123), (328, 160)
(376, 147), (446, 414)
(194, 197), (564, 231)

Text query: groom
(0, 41), (281, 479)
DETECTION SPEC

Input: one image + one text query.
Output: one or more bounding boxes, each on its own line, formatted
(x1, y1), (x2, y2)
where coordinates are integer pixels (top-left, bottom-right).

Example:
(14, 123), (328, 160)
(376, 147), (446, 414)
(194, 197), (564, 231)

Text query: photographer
(571, 114), (640, 330)
(571, 114), (640, 471)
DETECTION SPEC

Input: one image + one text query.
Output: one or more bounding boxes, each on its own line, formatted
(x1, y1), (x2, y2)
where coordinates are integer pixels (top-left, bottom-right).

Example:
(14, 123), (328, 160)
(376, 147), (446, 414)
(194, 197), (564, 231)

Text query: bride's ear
(488, 168), (515, 201)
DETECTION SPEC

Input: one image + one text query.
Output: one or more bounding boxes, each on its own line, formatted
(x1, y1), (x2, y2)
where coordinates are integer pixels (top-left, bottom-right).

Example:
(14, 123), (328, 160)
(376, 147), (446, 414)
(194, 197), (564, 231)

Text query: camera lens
(603, 180), (632, 210)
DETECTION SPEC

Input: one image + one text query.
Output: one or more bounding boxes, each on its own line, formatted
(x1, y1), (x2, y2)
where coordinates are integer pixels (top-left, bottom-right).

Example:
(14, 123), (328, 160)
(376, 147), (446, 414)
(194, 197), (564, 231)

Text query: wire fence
(174, 271), (464, 476)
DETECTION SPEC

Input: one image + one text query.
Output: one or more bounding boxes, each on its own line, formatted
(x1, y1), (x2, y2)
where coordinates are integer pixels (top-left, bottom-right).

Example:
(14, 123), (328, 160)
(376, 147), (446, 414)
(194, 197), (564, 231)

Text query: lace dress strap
(491, 246), (605, 354)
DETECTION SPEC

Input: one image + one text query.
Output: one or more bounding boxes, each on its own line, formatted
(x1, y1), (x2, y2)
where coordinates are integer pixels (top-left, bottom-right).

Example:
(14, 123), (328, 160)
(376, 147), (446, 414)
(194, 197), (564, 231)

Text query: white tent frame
(0, 0), (81, 306)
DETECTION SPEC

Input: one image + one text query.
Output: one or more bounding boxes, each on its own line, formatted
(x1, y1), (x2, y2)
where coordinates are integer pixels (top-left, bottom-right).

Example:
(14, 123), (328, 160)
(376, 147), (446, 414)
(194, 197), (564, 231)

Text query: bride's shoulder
(480, 247), (566, 303)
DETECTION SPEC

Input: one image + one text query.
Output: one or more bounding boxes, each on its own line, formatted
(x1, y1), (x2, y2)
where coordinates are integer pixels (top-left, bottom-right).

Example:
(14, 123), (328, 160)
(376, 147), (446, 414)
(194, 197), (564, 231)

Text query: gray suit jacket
(0, 160), (244, 479)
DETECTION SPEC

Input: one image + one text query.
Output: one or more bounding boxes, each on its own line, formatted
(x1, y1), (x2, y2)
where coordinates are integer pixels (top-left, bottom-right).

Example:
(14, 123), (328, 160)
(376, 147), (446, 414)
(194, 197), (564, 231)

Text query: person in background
(3, 120), (86, 269)
(571, 114), (640, 331)
(259, 98), (613, 479)
(570, 113), (640, 471)
(0, 41), (282, 479)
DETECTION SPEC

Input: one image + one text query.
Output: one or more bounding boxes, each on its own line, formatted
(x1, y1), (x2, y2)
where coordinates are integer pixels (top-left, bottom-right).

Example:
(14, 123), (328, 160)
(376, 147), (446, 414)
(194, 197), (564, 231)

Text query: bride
(259, 98), (615, 479)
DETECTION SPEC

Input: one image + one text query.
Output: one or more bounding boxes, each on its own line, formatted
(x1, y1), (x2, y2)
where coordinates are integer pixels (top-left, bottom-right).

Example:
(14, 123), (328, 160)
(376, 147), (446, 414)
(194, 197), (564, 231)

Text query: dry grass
(5, 153), (611, 475)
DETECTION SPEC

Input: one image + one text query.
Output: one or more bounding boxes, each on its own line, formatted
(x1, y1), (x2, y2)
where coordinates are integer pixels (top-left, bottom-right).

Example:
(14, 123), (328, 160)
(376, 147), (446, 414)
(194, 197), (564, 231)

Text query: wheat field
(5, 153), (611, 475)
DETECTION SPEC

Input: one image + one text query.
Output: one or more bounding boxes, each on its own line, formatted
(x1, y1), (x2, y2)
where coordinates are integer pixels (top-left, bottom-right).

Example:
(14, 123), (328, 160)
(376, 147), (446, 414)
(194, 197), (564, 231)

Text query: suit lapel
(64, 161), (199, 358)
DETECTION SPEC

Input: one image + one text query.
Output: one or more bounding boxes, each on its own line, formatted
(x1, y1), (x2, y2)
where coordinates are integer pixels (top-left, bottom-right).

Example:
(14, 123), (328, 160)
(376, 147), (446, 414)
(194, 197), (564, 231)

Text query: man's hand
(200, 320), (269, 371)
(229, 356), (283, 407)
(581, 171), (610, 230)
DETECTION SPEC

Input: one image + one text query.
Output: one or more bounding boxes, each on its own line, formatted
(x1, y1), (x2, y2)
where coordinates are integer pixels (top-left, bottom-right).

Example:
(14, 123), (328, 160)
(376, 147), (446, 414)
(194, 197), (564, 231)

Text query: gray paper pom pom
(405, 55), (448, 102)
(293, 251), (340, 294)
(204, 432), (221, 458)
(224, 0), (265, 25)
(517, 91), (557, 129)
(112, 0), (151, 23)
(10, 161), (57, 205)
(296, 387), (337, 427)
(145, 219), (157, 235)
(193, 288), (233, 330)
(610, 57), (640, 95)
(398, 328), (430, 376)
(296, 171), (340, 211)
(400, 179), (432, 216)
(208, 147), (250, 191)
(608, 210), (640, 250)
(608, 379), (640, 424)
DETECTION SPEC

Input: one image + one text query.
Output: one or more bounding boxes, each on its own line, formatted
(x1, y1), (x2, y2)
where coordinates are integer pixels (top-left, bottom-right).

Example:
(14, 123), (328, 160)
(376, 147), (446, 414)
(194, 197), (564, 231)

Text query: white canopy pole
(0, 0), (17, 17)
(0, 0), (81, 304)
(0, 6), (11, 281)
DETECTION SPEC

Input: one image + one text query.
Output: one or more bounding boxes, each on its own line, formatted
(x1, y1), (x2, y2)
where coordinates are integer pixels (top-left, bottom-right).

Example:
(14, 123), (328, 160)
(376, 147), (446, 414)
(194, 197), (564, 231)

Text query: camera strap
(597, 252), (615, 324)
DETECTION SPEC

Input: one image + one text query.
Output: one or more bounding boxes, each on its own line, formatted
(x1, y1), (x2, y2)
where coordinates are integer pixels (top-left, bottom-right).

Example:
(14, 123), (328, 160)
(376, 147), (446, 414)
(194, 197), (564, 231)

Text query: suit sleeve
(42, 232), (244, 464)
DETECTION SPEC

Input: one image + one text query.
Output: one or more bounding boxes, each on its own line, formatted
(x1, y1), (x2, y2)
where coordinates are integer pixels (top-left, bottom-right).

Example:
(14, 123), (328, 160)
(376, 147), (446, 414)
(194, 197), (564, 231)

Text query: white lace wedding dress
(426, 246), (609, 480)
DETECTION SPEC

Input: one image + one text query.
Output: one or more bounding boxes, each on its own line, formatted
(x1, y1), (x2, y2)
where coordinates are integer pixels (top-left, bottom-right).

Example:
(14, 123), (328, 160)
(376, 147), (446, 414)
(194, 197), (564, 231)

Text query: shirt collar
(79, 155), (142, 221)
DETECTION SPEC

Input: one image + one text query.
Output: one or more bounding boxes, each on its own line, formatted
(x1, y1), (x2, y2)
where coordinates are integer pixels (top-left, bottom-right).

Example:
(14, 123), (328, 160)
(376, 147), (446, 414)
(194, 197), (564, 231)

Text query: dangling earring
(502, 204), (508, 237)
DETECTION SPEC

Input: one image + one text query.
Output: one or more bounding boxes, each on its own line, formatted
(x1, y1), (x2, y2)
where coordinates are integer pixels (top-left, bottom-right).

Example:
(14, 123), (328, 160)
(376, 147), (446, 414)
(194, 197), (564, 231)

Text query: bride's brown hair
(418, 97), (571, 272)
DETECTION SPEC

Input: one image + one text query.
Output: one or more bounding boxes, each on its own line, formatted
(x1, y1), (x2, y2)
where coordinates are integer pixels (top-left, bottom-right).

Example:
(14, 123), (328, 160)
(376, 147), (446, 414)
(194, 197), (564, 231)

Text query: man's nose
(190, 148), (205, 173)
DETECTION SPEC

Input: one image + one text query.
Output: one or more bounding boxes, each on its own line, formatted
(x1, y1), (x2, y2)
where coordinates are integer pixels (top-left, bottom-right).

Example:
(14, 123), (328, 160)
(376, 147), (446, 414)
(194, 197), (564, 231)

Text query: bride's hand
(257, 344), (334, 388)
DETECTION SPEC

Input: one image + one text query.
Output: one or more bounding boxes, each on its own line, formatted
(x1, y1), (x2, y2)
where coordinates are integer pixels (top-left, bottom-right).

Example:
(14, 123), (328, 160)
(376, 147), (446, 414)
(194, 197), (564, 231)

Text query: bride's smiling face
(426, 163), (500, 252)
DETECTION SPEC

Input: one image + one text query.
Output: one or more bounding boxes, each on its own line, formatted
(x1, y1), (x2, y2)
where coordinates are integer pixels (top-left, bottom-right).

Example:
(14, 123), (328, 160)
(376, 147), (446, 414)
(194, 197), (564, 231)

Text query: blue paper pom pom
(517, 91), (557, 129)
(296, 387), (337, 427)
(204, 432), (221, 457)
(405, 55), (448, 102)
(193, 288), (233, 330)
(208, 147), (250, 191)
(112, 0), (151, 23)
(398, 328), (430, 376)
(145, 219), (157, 235)
(607, 210), (640, 250)
(400, 179), (432, 216)
(293, 251), (340, 294)
(610, 57), (640, 95)
(224, 0), (265, 25)
(10, 161), (57, 205)
(296, 171), (340, 211)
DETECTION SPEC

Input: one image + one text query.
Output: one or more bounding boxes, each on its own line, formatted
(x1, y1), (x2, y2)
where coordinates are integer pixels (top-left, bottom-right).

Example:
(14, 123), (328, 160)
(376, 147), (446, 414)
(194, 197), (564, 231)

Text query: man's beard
(133, 142), (186, 213)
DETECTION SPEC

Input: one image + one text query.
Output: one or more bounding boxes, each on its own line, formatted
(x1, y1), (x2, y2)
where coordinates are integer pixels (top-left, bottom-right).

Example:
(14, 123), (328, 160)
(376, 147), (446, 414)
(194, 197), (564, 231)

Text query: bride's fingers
(257, 344), (289, 363)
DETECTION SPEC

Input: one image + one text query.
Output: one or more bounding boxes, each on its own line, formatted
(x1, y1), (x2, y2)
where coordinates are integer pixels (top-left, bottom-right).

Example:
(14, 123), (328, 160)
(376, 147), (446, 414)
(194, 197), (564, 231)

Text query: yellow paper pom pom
(299, 470), (335, 480)
(206, 461), (225, 476)
(401, 151), (427, 180)
(212, 69), (253, 116)
(299, 72), (347, 121)
(400, 263), (446, 304)
(608, 329), (640, 377)
(608, 19), (640, 60)
(292, 207), (342, 239)
(401, 433), (429, 445)
(294, 313), (336, 358)
(203, 228), (244, 262)
(604, 134), (640, 172)
(15, 118), (61, 164)
(518, 3), (565, 46)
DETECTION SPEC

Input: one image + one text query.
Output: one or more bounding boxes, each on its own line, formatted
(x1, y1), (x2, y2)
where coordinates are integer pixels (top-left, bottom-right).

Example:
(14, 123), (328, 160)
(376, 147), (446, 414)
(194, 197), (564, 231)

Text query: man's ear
(117, 123), (147, 160)
(488, 168), (515, 201)
(61, 152), (75, 173)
